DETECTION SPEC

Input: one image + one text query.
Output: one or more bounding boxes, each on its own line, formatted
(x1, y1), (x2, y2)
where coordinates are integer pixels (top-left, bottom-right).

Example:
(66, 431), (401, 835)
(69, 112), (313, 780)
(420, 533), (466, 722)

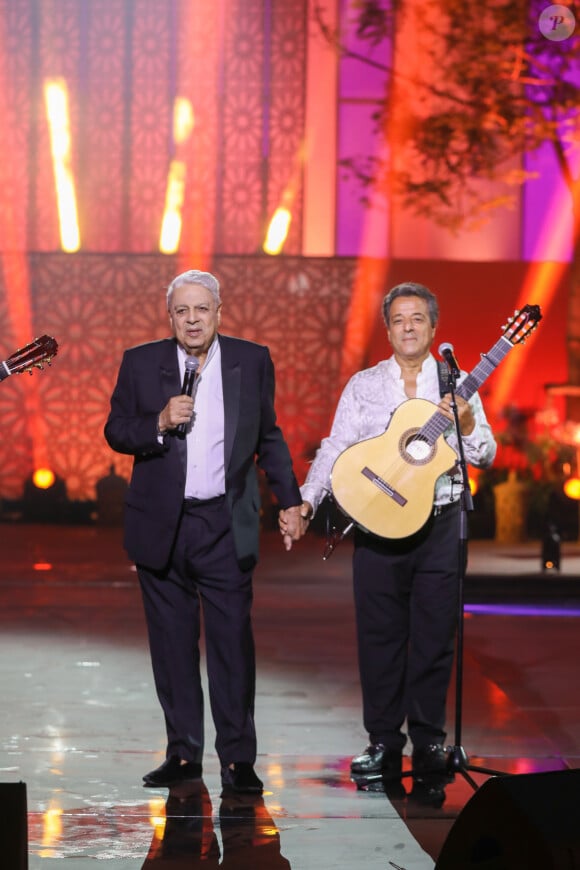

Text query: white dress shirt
(176, 338), (226, 500)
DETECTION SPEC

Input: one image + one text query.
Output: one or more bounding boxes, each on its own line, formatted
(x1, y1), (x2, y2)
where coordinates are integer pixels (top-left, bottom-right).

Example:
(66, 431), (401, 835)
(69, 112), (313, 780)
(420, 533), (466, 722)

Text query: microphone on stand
(176, 356), (199, 435)
(438, 342), (461, 377)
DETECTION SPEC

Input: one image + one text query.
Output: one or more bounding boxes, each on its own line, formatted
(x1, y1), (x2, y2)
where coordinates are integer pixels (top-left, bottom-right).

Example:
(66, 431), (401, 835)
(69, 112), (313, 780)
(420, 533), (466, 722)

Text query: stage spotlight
(159, 97), (194, 253)
(563, 476), (580, 500)
(44, 77), (80, 252)
(263, 206), (292, 255)
(22, 469), (68, 523)
(32, 467), (55, 489)
(159, 161), (186, 254)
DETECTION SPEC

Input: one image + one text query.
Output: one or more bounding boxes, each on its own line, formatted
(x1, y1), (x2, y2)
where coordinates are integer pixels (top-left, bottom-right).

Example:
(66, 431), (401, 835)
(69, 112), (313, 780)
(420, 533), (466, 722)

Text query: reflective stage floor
(1, 524), (580, 869)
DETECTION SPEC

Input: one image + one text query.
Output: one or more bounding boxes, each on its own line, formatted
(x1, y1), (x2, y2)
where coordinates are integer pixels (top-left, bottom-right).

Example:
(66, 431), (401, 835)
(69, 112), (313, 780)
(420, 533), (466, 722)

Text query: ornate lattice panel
(0, 0), (308, 258)
(0, 0), (32, 250)
(81, 0), (128, 251)
(127, 0), (173, 252)
(218, 0), (266, 253)
(34, 0), (81, 251)
(175, 0), (221, 260)
(266, 0), (307, 254)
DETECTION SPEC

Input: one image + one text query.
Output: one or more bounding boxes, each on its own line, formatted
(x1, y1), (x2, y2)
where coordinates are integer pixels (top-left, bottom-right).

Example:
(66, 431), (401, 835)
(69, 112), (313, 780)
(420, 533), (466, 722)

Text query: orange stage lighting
(41, 805), (63, 854)
(160, 97), (195, 254)
(489, 176), (578, 419)
(0, 17), (51, 478)
(339, 257), (390, 391)
(263, 143), (306, 256)
(564, 477), (580, 500)
(175, 0), (225, 273)
(263, 206), (292, 255)
(489, 260), (565, 419)
(44, 78), (80, 253)
(33, 468), (56, 490)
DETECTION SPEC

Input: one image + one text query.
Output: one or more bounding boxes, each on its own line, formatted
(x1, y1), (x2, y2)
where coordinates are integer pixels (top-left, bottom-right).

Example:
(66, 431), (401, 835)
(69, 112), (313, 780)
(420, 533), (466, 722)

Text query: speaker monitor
(436, 769), (580, 870)
(0, 782), (28, 869)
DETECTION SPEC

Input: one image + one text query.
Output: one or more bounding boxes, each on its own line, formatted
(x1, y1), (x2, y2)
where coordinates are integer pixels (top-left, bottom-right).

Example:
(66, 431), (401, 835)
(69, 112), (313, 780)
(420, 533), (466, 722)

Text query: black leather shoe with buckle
(143, 756), (203, 788)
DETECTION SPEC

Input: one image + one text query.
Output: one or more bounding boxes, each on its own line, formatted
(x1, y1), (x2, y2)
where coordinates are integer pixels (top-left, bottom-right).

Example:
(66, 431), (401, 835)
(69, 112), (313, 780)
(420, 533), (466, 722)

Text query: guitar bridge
(361, 467), (407, 506)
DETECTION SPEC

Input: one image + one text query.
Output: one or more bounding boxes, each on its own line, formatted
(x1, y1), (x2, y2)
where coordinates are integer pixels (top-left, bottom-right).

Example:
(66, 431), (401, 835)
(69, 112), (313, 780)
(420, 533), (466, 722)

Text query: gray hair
(382, 282), (439, 327)
(167, 269), (221, 308)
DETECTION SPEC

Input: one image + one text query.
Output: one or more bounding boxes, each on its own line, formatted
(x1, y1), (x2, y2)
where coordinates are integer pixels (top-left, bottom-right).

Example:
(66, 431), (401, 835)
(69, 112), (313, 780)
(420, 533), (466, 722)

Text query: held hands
(157, 395), (195, 434)
(438, 393), (475, 437)
(278, 502), (312, 551)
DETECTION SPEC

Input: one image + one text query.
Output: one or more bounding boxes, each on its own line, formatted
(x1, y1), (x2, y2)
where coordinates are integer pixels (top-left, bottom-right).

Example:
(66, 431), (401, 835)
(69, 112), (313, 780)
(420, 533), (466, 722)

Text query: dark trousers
(353, 504), (460, 752)
(137, 497), (257, 767)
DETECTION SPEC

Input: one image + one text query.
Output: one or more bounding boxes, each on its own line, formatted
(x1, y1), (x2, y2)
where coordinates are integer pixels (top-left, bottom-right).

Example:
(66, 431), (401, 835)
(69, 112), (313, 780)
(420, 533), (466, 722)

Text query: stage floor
(1, 524), (579, 869)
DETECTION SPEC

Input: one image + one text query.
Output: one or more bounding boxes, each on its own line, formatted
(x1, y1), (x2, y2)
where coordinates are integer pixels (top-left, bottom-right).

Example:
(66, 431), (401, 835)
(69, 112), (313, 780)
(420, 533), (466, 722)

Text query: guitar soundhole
(400, 429), (434, 465)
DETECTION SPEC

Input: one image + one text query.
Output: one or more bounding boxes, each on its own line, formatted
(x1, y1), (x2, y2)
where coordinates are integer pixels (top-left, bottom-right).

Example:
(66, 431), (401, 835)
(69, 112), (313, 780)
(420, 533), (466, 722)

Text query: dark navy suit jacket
(104, 333), (301, 571)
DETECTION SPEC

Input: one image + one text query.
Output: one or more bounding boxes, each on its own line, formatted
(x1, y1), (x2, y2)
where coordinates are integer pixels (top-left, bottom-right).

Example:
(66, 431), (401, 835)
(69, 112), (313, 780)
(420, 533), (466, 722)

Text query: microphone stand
(445, 366), (505, 790)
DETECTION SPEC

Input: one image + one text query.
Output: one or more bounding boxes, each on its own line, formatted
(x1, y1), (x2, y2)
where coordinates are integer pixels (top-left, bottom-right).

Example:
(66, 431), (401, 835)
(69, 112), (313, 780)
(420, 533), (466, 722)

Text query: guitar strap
(437, 361), (451, 398)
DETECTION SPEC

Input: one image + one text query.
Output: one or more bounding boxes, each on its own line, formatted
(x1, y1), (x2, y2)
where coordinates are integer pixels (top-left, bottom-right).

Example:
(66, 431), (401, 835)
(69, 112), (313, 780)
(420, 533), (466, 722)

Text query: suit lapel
(159, 338), (180, 400)
(159, 339), (187, 471)
(219, 335), (241, 473)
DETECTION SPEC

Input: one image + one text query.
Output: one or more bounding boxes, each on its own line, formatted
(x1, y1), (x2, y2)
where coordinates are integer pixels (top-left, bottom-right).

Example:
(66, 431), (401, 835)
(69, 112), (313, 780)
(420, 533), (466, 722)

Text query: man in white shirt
(280, 281), (496, 790)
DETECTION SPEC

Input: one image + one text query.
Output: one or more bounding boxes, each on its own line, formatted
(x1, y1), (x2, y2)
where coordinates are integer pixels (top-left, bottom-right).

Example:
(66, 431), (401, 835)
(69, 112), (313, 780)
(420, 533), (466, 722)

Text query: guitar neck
(423, 335), (514, 443)
(0, 361), (11, 382)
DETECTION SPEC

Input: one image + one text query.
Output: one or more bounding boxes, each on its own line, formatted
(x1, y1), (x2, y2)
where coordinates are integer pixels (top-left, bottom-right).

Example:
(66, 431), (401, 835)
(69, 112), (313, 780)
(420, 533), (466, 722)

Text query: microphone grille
(184, 356), (199, 372)
(438, 342), (453, 355)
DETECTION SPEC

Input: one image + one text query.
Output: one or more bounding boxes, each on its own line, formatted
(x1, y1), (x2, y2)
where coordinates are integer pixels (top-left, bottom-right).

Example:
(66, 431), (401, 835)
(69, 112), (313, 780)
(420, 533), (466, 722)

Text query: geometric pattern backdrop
(0, 0), (307, 256)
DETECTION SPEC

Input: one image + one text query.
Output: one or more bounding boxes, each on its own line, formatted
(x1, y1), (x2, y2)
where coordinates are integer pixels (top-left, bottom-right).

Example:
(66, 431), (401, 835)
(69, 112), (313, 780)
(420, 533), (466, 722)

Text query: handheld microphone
(176, 356), (199, 435)
(438, 342), (461, 377)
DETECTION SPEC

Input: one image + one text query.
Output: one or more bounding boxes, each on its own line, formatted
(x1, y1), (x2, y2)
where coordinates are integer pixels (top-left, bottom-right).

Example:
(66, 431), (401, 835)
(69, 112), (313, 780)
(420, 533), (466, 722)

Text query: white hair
(167, 269), (221, 308)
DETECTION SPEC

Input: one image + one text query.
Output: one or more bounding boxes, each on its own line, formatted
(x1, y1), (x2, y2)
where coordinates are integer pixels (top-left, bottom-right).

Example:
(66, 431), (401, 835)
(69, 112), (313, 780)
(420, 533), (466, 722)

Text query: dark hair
(382, 282), (439, 327)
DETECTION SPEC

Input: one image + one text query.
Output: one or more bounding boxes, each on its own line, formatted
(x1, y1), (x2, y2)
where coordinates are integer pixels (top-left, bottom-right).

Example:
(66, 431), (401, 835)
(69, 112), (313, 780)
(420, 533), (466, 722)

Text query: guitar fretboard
(420, 335), (514, 445)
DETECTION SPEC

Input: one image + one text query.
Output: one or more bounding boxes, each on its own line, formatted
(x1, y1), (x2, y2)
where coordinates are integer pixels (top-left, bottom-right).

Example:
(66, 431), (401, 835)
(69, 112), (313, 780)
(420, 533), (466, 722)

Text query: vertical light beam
(44, 78), (80, 252)
(159, 97), (194, 254)
(263, 206), (292, 255)
(488, 183), (577, 419)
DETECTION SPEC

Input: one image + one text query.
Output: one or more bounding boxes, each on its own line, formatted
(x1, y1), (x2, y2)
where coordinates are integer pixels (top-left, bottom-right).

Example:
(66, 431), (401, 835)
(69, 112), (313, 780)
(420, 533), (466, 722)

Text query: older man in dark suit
(105, 269), (305, 794)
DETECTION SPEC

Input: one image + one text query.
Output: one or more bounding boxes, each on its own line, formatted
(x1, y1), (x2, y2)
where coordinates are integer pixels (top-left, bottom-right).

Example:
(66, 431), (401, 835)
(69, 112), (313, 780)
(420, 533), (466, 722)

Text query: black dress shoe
(411, 743), (448, 776)
(221, 762), (263, 794)
(350, 743), (402, 779)
(143, 756), (202, 788)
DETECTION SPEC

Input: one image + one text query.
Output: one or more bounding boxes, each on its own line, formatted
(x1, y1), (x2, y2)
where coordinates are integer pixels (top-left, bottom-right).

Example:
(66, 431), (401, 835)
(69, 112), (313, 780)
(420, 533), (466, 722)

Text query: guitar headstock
(502, 304), (542, 345)
(5, 335), (59, 376)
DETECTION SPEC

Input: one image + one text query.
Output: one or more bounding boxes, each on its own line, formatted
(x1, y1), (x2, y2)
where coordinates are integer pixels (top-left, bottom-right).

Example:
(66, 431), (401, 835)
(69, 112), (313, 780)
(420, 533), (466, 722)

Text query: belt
(182, 495), (225, 511)
(432, 500), (459, 517)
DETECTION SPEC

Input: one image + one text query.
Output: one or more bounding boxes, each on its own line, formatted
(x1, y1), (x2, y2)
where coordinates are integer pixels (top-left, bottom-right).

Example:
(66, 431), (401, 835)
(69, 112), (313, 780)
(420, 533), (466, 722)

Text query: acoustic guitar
(330, 305), (542, 540)
(0, 335), (59, 381)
